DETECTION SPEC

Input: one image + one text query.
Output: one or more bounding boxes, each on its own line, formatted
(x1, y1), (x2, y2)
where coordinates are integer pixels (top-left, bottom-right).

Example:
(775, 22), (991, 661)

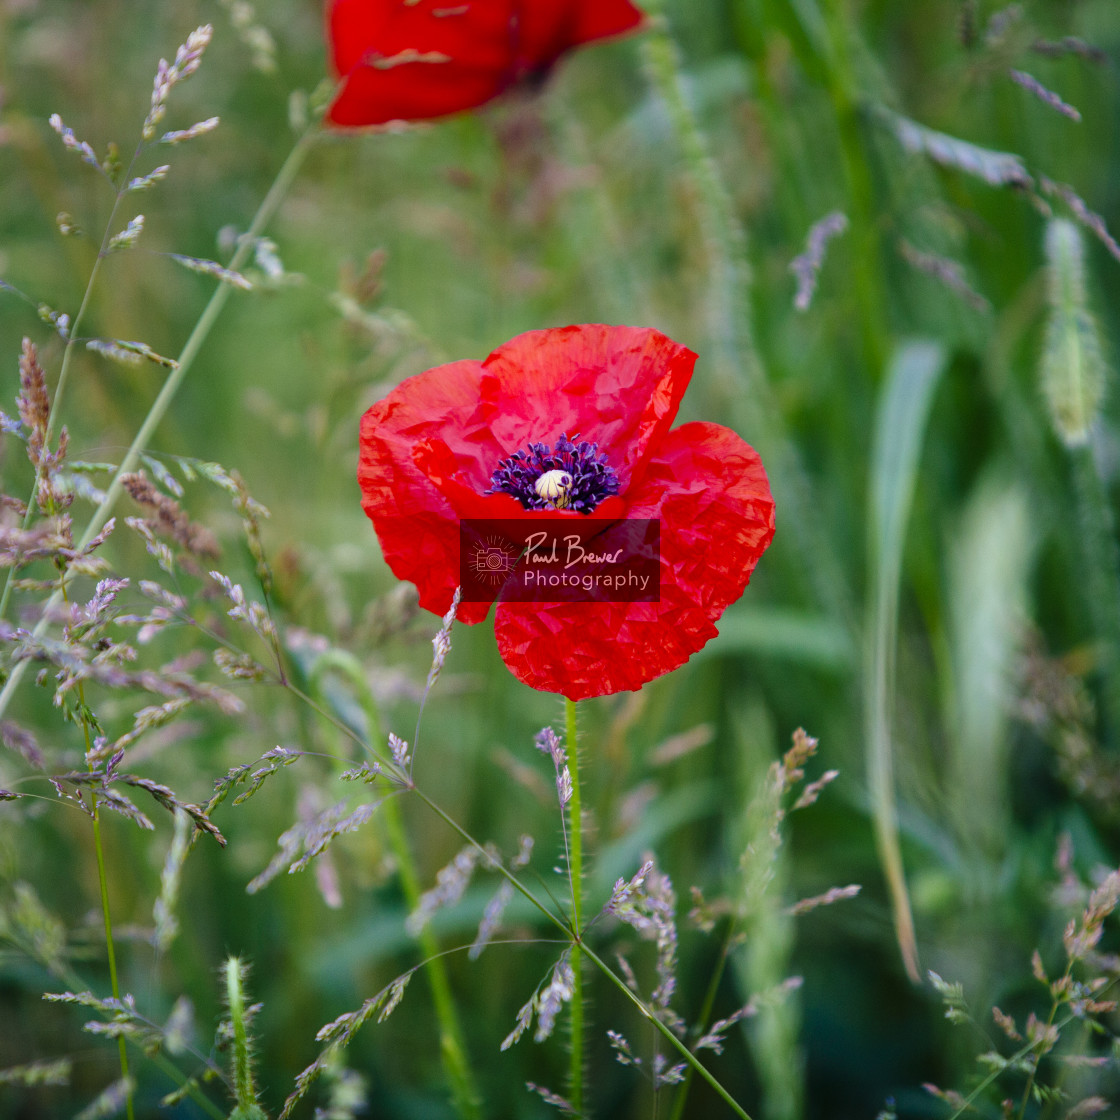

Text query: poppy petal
(357, 359), (495, 624)
(326, 0), (646, 127)
(327, 0), (514, 126)
(479, 324), (696, 493)
(492, 422), (775, 698)
(516, 0), (646, 72)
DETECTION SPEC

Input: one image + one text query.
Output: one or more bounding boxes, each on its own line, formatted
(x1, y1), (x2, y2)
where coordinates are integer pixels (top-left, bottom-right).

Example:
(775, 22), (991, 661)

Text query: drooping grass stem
(565, 696), (586, 1115)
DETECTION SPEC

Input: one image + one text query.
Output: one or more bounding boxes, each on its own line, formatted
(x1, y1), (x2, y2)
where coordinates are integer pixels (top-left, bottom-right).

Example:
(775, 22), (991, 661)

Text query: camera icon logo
(469, 536), (518, 585)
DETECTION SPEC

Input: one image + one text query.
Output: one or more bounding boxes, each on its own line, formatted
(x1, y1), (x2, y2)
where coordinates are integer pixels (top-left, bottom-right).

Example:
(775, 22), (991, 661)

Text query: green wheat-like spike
(1041, 218), (1106, 447)
(225, 958), (267, 1120)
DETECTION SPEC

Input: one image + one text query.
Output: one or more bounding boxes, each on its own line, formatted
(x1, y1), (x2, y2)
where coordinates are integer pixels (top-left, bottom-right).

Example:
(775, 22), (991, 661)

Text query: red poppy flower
(326, 0), (647, 127)
(358, 325), (775, 699)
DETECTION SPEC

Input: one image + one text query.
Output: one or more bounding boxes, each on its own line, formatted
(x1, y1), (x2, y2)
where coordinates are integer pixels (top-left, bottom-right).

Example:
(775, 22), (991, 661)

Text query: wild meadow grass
(1, 1), (1119, 1117)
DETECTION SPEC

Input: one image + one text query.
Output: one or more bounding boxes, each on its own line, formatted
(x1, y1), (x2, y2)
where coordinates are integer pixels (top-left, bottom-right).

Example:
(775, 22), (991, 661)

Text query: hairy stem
(566, 697), (586, 1115)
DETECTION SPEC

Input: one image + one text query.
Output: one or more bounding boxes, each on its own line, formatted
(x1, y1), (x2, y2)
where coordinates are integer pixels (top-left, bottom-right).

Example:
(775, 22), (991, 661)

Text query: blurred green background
(1, 0), (1119, 1117)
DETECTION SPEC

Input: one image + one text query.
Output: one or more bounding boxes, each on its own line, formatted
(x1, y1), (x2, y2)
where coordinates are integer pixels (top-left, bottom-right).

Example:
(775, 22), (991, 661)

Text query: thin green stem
(580, 942), (753, 1120)
(0, 123), (319, 722)
(565, 697), (585, 1116)
(60, 566), (135, 1120)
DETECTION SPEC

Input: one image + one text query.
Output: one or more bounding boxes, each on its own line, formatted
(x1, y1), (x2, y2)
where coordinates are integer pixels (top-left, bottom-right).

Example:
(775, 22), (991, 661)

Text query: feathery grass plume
(0, 719), (44, 768)
(122, 472), (220, 560)
(281, 968), (417, 1118)
(73, 1077), (136, 1120)
(167, 254), (253, 290)
(0, 1058), (72, 1087)
(85, 338), (179, 369)
(1040, 219), (1106, 448)
(16, 338), (72, 514)
(2, 882), (69, 977)
(1031, 37), (1108, 64)
(152, 809), (192, 951)
(898, 239), (991, 313)
(526, 1082), (575, 1114)
(143, 26), (214, 142)
(246, 796), (382, 893)
(107, 215), (145, 252)
(405, 845), (483, 934)
(223, 958), (266, 1120)
(883, 109), (1033, 189)
(47, 114), (101, 171)
(216, 0), (277, 73)
(1008, 69), (1081, 122)
(603, 858), (681, 1027)
(790, 211), (849, 311)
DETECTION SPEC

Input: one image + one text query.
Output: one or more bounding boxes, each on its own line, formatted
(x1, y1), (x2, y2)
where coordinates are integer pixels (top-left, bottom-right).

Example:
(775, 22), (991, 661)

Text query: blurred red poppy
(326, 0), (646, 127)
(358, 324), (776, 700)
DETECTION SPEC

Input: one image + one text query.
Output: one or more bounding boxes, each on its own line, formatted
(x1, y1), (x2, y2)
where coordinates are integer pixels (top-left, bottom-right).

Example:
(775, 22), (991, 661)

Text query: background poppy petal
(516, 0), (646, 71)
(327, 0), (514, 125)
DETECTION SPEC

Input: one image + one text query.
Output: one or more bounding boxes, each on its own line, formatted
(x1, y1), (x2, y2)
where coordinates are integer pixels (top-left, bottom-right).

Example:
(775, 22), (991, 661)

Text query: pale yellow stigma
(534, 469), (573, 509)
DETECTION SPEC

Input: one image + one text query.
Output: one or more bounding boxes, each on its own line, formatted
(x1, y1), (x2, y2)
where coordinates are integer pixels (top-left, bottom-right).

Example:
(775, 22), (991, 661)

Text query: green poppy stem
(565, 696), (586, 1115)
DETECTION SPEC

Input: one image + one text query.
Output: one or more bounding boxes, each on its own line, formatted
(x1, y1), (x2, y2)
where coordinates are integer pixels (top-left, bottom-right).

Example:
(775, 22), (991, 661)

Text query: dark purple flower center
(487, 433), (620, 513)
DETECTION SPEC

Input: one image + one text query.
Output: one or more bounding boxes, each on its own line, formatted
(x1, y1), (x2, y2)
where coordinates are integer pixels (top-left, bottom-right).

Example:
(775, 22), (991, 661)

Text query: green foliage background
(1, 0), (1119, 1117)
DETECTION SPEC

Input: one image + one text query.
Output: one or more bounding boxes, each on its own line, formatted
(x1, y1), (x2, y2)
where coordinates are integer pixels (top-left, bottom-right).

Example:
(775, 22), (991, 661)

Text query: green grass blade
(866, 339), (949, 982)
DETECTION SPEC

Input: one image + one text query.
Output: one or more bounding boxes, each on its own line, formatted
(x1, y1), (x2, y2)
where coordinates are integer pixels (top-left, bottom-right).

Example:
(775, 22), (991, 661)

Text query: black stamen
(487, 433), (620, 513)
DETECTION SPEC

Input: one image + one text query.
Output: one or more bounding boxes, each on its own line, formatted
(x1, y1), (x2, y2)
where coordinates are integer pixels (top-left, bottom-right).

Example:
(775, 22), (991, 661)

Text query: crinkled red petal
(493, 422), (775, 698)
(357, 359), (494, 625)
(326, 0), (646, 127)
(327, 0), (514, 126)
(478, 324), (695, 493)
(516, 0), (646, 72)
